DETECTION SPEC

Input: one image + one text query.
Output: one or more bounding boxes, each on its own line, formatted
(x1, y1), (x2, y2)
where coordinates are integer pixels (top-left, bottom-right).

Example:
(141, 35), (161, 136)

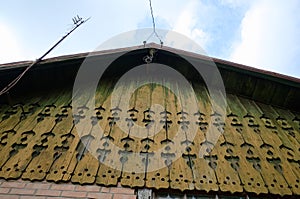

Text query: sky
(0, 0), (300, 78)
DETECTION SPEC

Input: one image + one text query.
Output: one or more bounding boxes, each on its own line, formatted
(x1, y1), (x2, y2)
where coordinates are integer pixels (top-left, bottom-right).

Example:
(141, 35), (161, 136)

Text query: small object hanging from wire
(0, 15), (90, 97)
(143, 0), (163, 48)
(143, 48), (156, 64)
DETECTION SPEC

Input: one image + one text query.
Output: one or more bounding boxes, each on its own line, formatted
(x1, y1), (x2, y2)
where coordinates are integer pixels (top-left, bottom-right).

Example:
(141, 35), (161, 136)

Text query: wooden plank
(0, 94), (40, 126)
(229, 96), (264, 150)
(169, 83), (199, 191)
(120, 151), (146, 187)
(213, 139), (243, 193)
(46, 127), (79, 182)
(0, 103), (10, 122)
(286, 161), (300, 194)
(94, 83), (121, 186)
(260, 104), (299, 150)
(257, 103), (300, 195)
(239, 97), (292, 195)
(0, 103), (21, 152)
(192, 156), (219, 192)
(249, 101), (282, 148)
(49, 85), (106, 184)
(120, 82), (148, 187)
(273, 108), (300, 146)
(274, 107), (300, 161)
(22, 92), (74, 181)
(226, 94), (268, 194)
(70, 86), (110, 185)
(96, 164), (121, 186)
(252, 79), (276, 104)
(0, 95), (54, 167)
(145, 83), (171, 189)
(97, 135), (122, 186)
(194, 83), (225, 158)
(95, 84), (122, 186)
(192, 113), (218, 191)
(191, 83), (219, 192)
(193, 83), (242, 193)
(0, 92), (62, 179)
(222, 95), (244, 147)
(163, 82), (192, 191)
(169, 155), (194, 191)
(2, 91), (68, 179)
(71, 126), (98, 184)
(0, 104), (24, 133)
(292, 112), (300, 131)
(171, 86), (194, 191)
(69, 82), (113, 185)
(71, 152), (99, 184)
(96, 82), (129, 186)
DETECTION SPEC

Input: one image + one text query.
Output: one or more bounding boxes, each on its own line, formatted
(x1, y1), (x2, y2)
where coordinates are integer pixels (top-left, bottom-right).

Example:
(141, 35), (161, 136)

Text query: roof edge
(0, 43), (299, 86)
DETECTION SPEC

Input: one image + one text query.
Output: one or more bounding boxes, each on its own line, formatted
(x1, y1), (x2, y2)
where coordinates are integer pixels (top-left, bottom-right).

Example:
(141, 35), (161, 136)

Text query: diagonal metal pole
(0, 16), (90, 97)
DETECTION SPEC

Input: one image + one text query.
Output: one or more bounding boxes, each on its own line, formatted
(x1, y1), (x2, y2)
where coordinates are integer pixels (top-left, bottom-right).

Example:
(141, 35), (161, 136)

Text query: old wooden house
(0, 43), (299, 198)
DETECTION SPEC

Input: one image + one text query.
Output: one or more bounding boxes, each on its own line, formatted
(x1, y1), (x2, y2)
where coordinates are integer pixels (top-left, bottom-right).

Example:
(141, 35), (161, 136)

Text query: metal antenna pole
(0, 16), (90, 97)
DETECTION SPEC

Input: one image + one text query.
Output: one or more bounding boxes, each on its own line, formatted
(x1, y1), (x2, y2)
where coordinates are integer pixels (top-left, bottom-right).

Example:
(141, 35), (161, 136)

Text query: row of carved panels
(0, 99), (299, 196)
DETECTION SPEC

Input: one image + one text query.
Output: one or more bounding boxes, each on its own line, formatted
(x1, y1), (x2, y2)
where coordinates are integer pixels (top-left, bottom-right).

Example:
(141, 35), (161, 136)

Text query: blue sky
(0, 0), (300, 77)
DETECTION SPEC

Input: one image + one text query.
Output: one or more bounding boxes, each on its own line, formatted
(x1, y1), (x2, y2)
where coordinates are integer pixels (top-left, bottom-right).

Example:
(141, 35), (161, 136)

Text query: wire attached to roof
(143, 0), (163, 47)
(0, 15), (90, 97)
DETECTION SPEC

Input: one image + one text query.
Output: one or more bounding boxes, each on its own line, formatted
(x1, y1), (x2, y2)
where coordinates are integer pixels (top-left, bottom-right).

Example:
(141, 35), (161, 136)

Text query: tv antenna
(72, 15), (84, 25)
(0, 15), (90, 97)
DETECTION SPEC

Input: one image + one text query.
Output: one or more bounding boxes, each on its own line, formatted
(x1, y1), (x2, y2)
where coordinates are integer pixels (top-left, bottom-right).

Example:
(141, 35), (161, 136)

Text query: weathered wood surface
(0, 81), (299, 196)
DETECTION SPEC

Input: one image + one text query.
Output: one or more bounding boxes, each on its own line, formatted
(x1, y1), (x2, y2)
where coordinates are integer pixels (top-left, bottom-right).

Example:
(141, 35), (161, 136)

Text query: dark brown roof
(1, 43), (299, 111)
(2, 43), (299, 83)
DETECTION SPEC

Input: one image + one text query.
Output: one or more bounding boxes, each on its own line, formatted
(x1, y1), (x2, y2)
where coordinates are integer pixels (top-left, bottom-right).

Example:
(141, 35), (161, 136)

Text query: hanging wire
(149, 0), (157, 35)
(0, 16), (90, 97)
(143, 0), (163, 47)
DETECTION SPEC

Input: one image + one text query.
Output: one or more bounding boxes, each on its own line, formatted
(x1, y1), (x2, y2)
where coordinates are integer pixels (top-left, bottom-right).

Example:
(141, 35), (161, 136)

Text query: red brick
(47, 198), (71, 199)
(25, 183), (51, 189)
(35, 189), (61, 196)
(110, 187), (135, 194)
(20, 196), (46, 199)
(0, 187), (10, 194)
(87, 192), (113, 199)
(100, 187), (110, 193)
(10, 188), (35, 195)
(113, 194), (136, 199)
(61, 190), (87, 198)
(75, 185), (100, 192)
(51, 184), (75, 191)
(1, 181), (26, 188)
(0, 195), (19, 199)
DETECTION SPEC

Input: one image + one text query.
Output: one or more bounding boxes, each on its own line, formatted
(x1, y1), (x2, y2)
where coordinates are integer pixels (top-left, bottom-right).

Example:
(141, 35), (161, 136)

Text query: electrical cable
(144, 0), (163, 46)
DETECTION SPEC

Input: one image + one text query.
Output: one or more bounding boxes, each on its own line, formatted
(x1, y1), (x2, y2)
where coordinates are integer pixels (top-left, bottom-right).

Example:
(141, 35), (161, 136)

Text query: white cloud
(154, 0), (209, 53)
(229, 0), (300, 77)
(0, 23), (25, 63)
(152, 0), (188, 28)
(219, 0), (250, 8)
(172, 0), (209, 48)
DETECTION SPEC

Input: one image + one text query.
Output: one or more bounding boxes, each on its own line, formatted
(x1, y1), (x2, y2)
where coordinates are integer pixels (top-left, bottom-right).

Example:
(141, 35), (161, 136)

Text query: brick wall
(0, 179), (137, 199)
